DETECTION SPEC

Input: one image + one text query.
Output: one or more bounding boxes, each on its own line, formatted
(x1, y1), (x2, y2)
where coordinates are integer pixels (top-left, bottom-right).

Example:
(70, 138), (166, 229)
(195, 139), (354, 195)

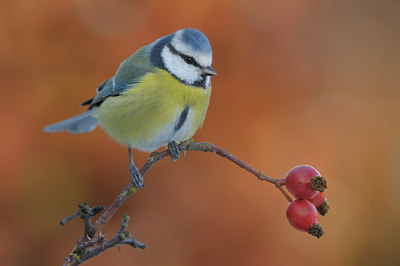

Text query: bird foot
(129, 163), (144, 189)
(168, 141), (180, 162)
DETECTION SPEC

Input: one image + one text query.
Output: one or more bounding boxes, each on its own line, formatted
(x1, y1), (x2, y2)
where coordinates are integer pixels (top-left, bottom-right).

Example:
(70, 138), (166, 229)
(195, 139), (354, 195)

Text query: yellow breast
(92, 69), (211, 151)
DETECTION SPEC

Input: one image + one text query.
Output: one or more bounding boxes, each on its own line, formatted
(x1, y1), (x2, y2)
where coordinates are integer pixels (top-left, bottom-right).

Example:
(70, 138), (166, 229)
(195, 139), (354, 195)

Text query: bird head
(150, 28), (216, 89)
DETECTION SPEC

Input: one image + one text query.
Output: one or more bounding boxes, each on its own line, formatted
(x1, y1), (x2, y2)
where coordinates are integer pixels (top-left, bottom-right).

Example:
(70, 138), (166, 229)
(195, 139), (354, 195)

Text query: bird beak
(202, 66), (217, 76)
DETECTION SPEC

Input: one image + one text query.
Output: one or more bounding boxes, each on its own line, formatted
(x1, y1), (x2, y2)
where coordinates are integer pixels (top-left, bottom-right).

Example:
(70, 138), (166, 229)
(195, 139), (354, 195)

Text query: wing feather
(81, 45), (156, 108)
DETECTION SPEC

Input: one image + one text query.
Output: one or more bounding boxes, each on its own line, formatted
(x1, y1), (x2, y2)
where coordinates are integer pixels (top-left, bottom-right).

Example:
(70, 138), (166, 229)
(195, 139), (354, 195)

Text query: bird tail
(43, 110), (98, 134)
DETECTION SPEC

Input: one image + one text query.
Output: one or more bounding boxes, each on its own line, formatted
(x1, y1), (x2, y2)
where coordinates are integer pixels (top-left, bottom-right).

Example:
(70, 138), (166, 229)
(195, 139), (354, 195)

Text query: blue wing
(81, 45), (156, 108)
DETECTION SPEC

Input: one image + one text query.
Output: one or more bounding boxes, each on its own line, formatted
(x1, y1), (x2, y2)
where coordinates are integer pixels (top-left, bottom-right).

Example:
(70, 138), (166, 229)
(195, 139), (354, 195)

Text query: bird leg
(168, 141), (180, 162)
(128, 148), (144, 188)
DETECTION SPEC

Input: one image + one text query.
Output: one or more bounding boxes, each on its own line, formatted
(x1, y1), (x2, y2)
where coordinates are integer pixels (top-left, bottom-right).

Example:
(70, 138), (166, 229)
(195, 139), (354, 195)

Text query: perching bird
(44, 28), (216, 189)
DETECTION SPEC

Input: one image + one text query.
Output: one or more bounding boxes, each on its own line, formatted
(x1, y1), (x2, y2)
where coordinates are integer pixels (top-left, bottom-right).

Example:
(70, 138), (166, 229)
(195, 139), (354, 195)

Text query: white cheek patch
(205, 76), (210, 88)
(161, 46), (202, 84)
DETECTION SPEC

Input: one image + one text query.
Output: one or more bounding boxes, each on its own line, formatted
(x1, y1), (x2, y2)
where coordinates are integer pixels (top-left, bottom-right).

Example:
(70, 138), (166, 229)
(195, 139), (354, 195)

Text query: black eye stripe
(167, 43), (201, 68)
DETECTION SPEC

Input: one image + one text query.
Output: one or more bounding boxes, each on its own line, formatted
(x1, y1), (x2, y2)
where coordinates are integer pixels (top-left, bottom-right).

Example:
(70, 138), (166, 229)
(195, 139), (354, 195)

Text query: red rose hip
(286, 199), (324, 238)
(284, 165), (327, 199)
(309, 192), (330, 216)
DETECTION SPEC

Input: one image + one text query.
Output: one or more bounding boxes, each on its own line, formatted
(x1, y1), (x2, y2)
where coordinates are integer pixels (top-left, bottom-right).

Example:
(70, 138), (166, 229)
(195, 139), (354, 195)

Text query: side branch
(68, 214), (145, 265)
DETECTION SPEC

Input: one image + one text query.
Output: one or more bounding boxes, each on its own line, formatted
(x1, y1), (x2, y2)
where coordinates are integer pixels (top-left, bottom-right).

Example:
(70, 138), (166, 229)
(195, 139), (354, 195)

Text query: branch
(93, 141), (286, 234)
(66, 140), (288, 265)
(65, 214), (145, 265)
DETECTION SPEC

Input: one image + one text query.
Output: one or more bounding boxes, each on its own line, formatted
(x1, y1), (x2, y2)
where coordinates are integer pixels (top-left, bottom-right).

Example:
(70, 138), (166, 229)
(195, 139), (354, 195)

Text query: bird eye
(184, 56), (194, 64)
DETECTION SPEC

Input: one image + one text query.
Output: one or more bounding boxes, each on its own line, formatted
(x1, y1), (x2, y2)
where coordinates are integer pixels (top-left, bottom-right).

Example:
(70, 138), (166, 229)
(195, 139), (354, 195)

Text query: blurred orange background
(1, 0), (400, 265)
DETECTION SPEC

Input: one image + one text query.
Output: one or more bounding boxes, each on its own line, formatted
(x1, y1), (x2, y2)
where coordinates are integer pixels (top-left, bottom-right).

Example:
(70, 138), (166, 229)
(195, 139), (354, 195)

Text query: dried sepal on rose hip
(284, 165), (327, 199)
(309, 192), (330, 216)
(286, 199), (324, 238)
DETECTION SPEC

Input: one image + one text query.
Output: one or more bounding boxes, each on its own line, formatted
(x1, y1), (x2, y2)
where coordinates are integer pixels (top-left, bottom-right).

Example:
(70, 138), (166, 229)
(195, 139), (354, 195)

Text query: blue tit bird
(44, 28), (216, 189)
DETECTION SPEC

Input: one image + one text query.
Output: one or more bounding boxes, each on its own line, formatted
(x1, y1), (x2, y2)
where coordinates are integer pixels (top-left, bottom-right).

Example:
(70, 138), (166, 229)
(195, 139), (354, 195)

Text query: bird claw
(129, 163), (144, 189)
(168, 141), (180, 162)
